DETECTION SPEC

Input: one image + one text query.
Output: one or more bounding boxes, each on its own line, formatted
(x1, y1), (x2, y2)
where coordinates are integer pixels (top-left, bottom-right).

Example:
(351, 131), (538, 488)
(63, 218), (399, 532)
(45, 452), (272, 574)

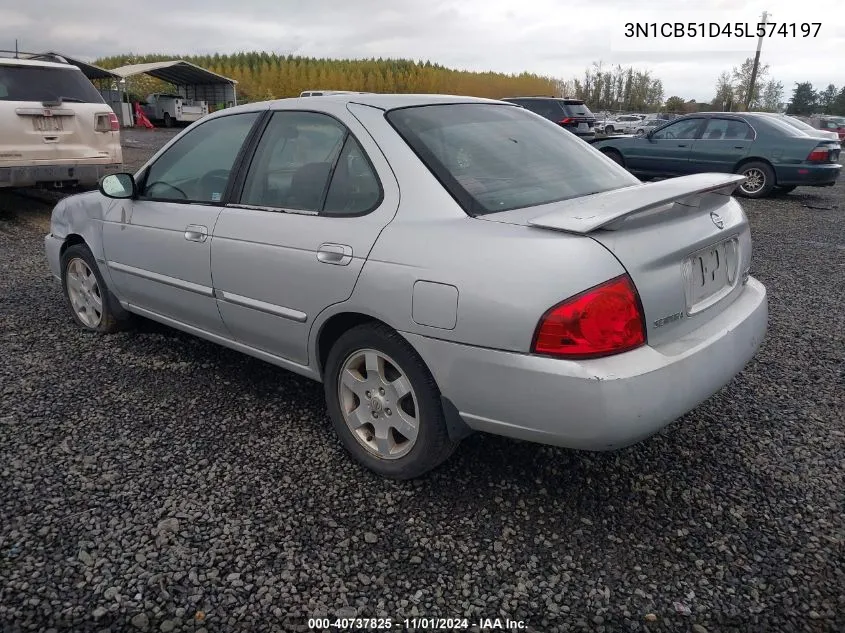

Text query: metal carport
(110, 60), (238, 112)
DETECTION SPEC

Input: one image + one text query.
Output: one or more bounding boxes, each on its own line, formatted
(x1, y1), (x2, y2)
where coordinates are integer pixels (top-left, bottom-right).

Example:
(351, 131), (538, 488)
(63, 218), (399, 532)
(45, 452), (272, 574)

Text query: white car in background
(0, 53), (122, 189)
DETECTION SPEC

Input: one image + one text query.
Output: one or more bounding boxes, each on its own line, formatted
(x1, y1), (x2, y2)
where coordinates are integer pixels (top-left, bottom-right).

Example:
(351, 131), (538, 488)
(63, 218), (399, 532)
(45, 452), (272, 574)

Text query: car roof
(0, 57), (78, 70)
(272, 93), (507, 111)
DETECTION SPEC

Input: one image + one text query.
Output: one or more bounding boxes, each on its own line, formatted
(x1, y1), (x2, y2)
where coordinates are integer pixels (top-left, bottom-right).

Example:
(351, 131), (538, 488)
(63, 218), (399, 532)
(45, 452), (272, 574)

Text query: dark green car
(591, 112), (841, 198)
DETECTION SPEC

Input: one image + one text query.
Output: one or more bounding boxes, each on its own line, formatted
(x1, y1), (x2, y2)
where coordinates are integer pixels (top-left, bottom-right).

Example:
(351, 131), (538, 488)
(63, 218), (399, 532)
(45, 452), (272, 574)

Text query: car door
(101, 111), (261, 334)
(624, 117), (705, 175)
(689, 117), (754, 173)
(210, 107), (400, 366)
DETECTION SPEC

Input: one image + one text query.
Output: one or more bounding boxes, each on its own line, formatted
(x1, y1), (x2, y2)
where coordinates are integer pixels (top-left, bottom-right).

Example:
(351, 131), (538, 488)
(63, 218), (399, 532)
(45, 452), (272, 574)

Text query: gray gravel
(0, 132), (843, 633)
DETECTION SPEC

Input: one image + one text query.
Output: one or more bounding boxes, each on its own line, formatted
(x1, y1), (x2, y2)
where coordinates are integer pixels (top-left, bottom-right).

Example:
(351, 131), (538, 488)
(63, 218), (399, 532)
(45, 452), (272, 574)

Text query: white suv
(0, 55), (122, 189)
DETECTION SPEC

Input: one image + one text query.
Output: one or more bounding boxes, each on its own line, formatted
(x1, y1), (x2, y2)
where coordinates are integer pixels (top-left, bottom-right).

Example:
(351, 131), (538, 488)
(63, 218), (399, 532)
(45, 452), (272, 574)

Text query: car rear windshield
(0, 65), (105, 103)
(386, 103), (638, 215)
(561, 100), (593, 117)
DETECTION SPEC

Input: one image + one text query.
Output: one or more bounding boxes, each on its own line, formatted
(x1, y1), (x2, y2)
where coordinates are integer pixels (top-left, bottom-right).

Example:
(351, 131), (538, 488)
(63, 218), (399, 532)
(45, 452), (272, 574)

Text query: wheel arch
(733, 156), (777, 184)
(312, 310), (474, 442)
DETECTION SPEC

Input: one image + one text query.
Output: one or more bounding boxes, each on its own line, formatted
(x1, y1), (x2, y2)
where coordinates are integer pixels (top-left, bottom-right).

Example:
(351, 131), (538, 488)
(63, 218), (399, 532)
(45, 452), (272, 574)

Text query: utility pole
(745, 10), (769, 111)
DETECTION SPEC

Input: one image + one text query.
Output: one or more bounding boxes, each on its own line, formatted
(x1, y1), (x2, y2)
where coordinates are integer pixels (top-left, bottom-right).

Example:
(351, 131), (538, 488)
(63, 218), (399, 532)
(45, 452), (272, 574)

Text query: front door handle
(317, 243), (353, 266)
(734, 145), (746, 149)
(184, 225), (208, 243)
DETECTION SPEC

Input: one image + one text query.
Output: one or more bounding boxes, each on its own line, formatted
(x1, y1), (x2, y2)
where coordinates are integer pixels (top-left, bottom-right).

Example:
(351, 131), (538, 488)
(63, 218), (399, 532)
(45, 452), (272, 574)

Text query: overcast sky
(2, 0), (843, 101)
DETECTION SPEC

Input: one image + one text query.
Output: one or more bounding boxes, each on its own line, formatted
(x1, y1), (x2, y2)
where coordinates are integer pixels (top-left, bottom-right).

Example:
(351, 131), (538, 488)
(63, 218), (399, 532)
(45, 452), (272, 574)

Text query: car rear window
(0, 65), (105, 104)
(386, 103), (638, 216)
(561, 100), (593, 117)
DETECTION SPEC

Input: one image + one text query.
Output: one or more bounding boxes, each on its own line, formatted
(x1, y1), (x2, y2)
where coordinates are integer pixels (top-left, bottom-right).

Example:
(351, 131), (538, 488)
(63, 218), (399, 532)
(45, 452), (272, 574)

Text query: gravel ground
(0, 130), (843, 633)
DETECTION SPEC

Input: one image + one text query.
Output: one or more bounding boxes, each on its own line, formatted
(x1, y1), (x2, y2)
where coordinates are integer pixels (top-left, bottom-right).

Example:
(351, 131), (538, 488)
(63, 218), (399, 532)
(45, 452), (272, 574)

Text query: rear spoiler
(528, 173), (747, 234)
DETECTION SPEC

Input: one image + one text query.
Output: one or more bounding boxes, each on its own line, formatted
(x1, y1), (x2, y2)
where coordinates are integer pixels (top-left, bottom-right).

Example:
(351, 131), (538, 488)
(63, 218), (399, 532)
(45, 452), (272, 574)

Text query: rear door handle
(317, 243), (353, 266)
(184, 225), (208, 243)
(677, 143), (689, 147)
(734, 145), (747, 149)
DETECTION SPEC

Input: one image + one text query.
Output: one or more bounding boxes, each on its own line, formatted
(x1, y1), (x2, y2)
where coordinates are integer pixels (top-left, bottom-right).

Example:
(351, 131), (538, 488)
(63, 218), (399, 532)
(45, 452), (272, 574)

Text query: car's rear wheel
(60, 244), (127, 333)
(324, 323), (457, 479)
(736, 161), (775, 198)
(163, 113), (173, 128)
(603, 149), (625, 167)
(605, 125), (615, 135)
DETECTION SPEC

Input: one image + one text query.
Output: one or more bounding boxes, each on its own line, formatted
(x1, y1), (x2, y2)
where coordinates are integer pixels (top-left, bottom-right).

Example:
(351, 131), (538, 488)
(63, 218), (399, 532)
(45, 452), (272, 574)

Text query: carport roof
(110, 60), (237, 86)
(36, 52), (121, 81)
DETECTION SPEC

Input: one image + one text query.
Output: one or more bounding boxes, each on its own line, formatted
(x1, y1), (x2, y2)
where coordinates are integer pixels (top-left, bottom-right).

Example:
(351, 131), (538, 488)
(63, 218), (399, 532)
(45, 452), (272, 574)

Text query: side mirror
(99, 173), (136, 199)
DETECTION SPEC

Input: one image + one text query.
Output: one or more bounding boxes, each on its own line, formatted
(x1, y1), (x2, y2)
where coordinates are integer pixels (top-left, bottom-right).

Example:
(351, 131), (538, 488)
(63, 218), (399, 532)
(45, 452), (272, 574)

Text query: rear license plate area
(578, 122), (589, 132)
(33, 116), (63, 132)
(683, 237), (739, 314)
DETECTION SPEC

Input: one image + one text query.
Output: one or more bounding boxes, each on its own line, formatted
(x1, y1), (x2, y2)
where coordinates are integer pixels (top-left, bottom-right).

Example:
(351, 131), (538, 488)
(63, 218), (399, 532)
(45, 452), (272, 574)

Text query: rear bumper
(775, 163), (841, 187)
(403, 277), (767, 450)
(0, 162), (122, 188)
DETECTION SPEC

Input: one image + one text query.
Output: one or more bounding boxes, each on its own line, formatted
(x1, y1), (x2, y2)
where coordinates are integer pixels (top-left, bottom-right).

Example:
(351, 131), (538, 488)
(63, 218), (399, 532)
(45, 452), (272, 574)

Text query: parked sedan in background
(45, 95), (767, 479)
(592, 112), (842, 198)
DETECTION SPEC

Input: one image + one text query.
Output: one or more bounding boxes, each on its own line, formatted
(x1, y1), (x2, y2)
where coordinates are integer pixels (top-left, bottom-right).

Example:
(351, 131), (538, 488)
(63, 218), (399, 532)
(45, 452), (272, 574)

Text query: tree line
(95, 52), (843, 118)
(96, 52), (561, 103)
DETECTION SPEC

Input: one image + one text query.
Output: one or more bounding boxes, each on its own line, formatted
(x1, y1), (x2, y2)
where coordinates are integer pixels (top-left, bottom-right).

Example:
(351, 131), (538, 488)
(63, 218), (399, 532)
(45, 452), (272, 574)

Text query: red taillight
(96, 112), (120, 132)
(559, 117), (574, 125)
(807, 147), (829, 162)
(532, 274), (646, 359)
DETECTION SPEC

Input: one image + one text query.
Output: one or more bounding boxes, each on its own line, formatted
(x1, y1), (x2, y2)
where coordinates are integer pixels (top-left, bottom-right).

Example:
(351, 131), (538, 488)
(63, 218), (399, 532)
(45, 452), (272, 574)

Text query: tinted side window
(521, 100), (564, 121)
(141, 112), (259, 202)
(652, 118), (703, 140)
(240, 111), (347, 212)
(702, 118), (753, 140)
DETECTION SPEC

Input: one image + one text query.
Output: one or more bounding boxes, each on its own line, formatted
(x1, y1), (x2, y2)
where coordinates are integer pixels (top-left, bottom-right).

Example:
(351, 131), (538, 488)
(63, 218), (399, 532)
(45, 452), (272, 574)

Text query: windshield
(387, 103), (638, 215)
(0, 65), (105, 103)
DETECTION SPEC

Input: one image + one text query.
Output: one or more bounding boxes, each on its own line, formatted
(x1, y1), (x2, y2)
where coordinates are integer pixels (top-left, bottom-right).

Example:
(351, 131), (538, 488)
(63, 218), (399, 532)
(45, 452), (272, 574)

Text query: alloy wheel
(337, 349), (419, 460)
(65, 258), (103, 328)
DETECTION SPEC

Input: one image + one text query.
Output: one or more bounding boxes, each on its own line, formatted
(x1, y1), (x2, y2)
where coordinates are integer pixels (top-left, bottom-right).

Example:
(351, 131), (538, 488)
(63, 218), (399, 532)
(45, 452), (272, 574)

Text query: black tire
(736, 161), (776, 198)
(604, 125), (615, 135)
(60, 244), (129, 333)
(163, 113), (173, 128)
(323, 322), (458, 479)
(603, 149), (625, 167)
(775, 185), (798, 194)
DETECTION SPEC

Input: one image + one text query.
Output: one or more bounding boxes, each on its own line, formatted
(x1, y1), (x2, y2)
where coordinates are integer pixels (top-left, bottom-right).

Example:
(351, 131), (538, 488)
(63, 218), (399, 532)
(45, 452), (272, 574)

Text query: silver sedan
(44, 94), (768, 479)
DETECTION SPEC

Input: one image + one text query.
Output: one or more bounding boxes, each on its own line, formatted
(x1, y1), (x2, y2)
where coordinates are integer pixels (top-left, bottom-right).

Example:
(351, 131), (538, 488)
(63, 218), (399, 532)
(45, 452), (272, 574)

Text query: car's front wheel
(323, 323), (457, 479)
(60, 244), (127, 333)
(736, 161), (776, 198)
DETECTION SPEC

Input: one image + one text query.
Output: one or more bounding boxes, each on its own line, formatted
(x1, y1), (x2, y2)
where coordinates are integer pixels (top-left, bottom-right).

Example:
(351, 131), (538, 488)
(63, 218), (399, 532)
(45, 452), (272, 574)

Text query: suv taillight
(559, 117), (574, 125)
(96, 112), (120, 132)
(807, 147), (830, 162)
(532, 275), (646, 359)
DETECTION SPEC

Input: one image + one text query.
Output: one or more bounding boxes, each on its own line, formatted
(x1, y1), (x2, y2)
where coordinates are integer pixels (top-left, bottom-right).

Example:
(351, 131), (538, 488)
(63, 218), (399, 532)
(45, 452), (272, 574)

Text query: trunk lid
(478, 174), (754, 346)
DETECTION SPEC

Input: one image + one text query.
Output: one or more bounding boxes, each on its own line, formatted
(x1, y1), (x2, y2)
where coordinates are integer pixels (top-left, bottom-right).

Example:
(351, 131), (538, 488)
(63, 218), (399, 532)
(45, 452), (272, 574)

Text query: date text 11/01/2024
(624, 22), (821, 38)
(307, 617), (527, 630)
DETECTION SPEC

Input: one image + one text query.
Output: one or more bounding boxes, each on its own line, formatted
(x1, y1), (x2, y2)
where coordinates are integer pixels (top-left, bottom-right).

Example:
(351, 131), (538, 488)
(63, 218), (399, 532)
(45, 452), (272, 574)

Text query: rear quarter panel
(311, 103), (626, 356)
